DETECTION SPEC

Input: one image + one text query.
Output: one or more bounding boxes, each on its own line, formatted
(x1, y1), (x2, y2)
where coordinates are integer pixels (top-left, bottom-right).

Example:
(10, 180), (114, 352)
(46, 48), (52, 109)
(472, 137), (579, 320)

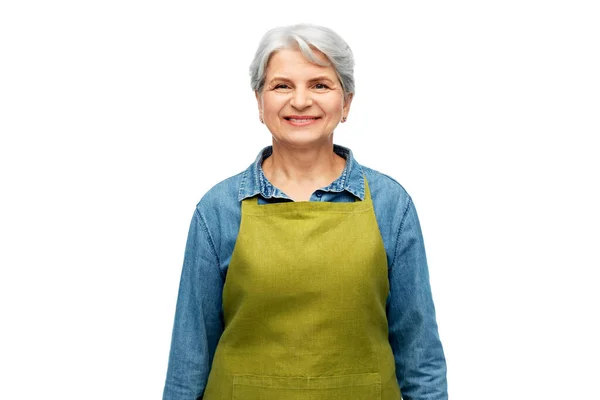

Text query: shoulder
(361, 165), (412, 212)
(358, 164), (417, 264)
(190, 171), (246, 256)
(195, 171), (244, 217)
(198, 171), (244, 205)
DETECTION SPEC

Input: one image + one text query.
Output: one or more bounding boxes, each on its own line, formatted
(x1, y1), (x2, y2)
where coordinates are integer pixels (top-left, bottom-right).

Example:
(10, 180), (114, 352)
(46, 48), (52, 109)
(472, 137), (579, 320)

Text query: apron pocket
(232, 373), (381, 400)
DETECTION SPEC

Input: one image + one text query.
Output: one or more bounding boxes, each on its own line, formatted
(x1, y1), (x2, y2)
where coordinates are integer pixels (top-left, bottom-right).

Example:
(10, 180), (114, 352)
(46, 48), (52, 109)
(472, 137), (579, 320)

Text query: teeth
(289, 118), (315, 122)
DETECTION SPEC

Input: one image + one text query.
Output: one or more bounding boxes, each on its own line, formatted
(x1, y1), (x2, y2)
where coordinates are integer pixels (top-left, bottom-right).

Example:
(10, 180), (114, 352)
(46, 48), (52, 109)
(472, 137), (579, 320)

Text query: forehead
(265, 48), (337, 80)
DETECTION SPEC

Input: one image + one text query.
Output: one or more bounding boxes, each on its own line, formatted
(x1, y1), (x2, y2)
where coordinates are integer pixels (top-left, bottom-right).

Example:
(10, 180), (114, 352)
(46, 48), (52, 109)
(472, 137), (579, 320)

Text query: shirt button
(315, 192), (322, 198)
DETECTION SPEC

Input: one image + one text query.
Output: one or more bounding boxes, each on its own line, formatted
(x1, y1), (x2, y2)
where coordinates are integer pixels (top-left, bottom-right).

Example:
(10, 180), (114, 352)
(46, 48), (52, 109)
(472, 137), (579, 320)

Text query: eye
(273, 84), (291, 91)
(314, 83), (330, 90)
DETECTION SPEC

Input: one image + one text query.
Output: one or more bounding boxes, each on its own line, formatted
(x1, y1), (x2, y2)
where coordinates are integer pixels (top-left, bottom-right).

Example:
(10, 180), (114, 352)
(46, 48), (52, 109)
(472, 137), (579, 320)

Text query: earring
(260, 115), (264, 124)
(341, 116), (347, 123)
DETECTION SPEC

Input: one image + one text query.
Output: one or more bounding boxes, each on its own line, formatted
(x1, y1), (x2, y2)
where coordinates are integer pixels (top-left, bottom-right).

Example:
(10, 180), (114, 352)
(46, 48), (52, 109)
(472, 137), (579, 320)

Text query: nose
(290, 88), (313, 110)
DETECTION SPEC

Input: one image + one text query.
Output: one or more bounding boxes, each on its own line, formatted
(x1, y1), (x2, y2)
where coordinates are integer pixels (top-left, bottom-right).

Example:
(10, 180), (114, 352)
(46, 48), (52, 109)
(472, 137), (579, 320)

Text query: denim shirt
(163, 145), (447, 400)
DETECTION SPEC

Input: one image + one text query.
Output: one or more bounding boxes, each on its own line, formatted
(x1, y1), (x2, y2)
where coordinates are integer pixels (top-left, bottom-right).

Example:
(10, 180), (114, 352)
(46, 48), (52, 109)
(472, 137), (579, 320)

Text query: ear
(342, 93), (354, 117)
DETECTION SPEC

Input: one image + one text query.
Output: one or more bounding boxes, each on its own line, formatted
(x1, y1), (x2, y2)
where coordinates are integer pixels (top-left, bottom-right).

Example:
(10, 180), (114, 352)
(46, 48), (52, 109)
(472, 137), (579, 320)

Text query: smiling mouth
(284, 117), (320, 122)
(284, 116), (320, 126)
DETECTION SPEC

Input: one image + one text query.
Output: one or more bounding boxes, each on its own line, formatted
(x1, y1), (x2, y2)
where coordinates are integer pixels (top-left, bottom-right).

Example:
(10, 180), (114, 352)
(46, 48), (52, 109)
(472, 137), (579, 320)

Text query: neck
(262, 139), (346, 188)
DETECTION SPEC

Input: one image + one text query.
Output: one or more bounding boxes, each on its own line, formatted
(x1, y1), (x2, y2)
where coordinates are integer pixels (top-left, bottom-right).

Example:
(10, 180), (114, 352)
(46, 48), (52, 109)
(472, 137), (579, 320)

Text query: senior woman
(163, 24), (447, 400)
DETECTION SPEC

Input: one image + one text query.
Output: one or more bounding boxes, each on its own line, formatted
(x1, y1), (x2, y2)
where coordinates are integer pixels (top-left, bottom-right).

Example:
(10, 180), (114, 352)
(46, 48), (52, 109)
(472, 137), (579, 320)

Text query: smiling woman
(162, 24), (447, 400)
(258, 47), (351, 200)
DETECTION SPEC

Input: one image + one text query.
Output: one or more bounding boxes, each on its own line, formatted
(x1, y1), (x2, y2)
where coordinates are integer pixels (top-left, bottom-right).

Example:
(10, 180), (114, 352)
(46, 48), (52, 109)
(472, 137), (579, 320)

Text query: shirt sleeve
(163, 208), (225, 400)
(387, 197), (448, 400)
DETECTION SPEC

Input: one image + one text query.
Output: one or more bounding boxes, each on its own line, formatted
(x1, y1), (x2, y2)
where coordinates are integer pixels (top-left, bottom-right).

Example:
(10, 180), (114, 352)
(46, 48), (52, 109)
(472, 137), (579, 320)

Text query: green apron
(203, 177), (401, 400)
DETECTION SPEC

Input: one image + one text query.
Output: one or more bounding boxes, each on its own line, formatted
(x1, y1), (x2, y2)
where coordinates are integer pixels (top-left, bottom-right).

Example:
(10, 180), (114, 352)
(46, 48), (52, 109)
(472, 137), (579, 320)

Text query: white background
(1, 1), (599, 399)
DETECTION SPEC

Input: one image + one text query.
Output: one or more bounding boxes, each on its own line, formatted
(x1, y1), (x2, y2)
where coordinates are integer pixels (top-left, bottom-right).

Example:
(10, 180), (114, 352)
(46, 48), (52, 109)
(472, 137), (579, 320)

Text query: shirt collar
(238, 144), (366, 201)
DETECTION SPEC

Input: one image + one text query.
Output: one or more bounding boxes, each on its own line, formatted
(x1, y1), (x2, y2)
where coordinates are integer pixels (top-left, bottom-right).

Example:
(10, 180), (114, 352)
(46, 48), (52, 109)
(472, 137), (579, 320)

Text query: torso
(202, 176), (401, 400)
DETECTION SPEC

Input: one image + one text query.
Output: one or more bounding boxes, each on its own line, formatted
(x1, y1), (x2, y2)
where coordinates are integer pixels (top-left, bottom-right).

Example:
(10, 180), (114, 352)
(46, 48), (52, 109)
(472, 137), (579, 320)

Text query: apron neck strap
(362, 174), (372, 202)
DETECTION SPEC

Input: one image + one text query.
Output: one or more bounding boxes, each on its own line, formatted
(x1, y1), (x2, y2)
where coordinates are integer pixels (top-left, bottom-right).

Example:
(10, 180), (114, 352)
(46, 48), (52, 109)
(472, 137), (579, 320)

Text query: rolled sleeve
(387, 197), (447, 400)
(163, 209), (224, 400)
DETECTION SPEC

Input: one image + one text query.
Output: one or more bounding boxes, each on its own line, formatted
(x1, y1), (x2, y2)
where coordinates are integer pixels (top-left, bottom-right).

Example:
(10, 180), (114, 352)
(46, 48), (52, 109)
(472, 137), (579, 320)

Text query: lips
(284, 116), (320, 122)
(283, 116), (320, 127)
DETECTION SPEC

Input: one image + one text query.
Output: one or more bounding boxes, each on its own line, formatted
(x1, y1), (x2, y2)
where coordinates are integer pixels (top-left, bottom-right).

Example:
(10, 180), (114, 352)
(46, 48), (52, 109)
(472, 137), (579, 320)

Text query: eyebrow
(268, 75), (336, 84)
(307, 76), (335, 83)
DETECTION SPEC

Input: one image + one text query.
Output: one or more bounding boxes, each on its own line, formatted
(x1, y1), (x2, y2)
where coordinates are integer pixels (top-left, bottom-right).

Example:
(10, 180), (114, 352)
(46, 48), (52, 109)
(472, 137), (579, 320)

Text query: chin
(275, 133), (332, 148)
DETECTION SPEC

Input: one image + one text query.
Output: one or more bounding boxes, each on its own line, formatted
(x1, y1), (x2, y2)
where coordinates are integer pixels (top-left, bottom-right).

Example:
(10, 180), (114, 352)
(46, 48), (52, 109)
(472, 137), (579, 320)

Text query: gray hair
(249, 24), (355, 98)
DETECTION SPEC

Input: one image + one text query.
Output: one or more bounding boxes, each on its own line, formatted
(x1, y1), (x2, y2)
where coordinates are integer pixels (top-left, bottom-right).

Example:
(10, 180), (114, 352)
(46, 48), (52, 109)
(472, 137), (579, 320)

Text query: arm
(388, 197), (447, 400)
(163, 209), (224, 400)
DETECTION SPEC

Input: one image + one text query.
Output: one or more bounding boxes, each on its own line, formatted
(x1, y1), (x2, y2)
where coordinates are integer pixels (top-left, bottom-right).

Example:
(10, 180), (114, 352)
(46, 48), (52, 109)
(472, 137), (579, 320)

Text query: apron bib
(203, 177), (401, 400)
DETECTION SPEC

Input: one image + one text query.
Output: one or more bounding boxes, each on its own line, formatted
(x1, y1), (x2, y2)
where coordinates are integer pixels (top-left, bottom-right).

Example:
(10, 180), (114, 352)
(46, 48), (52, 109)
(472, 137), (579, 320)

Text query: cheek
(328, 93), (345, 110)
(326, 99), (344, 116)
(262, 96), (285, 116)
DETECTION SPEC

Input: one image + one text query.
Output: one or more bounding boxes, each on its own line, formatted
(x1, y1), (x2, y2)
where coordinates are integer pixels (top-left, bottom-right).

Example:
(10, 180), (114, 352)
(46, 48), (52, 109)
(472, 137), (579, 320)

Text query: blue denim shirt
(163, 145), (447, 400)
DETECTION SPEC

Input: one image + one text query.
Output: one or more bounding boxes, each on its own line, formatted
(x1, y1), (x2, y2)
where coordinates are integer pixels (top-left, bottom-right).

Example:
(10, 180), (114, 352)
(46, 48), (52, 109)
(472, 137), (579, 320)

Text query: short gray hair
(249, 24), (355, 98)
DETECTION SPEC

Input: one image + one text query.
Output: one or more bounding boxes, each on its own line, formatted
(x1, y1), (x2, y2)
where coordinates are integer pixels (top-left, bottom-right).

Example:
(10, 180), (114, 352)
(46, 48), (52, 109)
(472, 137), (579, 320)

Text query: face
(257, 48), (353, 148)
